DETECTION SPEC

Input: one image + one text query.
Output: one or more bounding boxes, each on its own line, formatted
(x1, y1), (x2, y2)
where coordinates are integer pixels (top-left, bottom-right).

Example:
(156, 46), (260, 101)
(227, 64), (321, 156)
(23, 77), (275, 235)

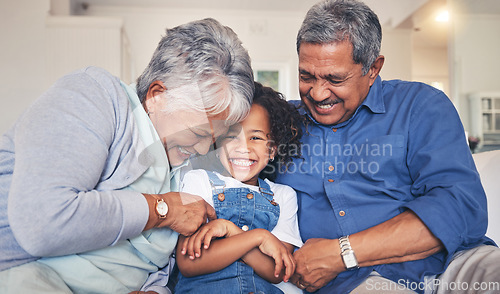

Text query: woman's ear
(143, 81), (167, 114)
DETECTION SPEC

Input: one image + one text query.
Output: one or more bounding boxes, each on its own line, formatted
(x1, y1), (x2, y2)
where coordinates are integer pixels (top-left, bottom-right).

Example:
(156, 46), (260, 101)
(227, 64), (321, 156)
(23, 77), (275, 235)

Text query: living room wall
(3, 0), (494, 138)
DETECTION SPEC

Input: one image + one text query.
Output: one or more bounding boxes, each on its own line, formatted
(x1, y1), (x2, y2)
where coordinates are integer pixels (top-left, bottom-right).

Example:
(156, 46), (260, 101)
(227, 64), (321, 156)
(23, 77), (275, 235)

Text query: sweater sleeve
(8, 68), (149, 257)
(402, 88), (488, 257)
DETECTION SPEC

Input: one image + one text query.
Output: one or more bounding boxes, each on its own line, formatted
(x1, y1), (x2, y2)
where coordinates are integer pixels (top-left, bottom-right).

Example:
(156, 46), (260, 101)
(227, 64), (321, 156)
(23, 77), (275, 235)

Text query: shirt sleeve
(270, 182), (303, 248)
(180, 170), (213, 205)
(401, 88), (488, 257)
(8, 68), (148, 257)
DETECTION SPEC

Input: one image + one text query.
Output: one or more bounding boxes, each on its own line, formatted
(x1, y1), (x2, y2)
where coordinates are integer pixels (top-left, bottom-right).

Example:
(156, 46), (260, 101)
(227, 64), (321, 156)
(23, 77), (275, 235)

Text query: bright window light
(435, 10), (449, 22)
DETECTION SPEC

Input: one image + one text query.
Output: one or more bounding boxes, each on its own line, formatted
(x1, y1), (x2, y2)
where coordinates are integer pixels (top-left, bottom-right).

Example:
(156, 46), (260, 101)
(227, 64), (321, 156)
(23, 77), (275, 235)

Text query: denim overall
(175, 171), (284, 294)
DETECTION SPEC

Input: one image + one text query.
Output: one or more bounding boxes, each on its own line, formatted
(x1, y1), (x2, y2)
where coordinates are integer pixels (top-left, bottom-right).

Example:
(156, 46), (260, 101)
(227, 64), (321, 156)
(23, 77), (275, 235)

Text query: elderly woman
(0, 18), (254, 293)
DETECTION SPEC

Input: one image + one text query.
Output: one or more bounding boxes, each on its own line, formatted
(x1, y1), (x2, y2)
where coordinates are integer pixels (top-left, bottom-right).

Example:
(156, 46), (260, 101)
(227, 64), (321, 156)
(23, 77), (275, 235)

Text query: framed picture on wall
(252, 62), (290, 100)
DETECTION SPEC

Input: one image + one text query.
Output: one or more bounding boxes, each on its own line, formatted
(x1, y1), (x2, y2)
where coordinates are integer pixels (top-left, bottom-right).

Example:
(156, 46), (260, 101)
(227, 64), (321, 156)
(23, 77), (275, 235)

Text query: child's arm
(240, 241), (295, 283)
(176, 219), (295, 283)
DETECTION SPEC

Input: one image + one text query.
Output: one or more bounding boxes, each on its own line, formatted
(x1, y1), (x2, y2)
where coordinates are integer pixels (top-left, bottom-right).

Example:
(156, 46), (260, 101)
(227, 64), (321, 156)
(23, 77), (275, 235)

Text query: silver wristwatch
(339, 235), (359, 270)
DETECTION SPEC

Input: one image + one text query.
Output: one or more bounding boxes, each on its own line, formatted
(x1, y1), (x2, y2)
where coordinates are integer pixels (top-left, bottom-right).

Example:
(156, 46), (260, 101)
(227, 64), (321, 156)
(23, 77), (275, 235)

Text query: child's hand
(180, 219), (240, 259)
(257, 231), (296, 282)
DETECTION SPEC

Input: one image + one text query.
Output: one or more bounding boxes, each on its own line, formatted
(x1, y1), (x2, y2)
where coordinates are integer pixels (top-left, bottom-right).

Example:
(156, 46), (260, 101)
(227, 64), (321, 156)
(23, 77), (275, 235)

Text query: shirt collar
(361, 75), (385, 114)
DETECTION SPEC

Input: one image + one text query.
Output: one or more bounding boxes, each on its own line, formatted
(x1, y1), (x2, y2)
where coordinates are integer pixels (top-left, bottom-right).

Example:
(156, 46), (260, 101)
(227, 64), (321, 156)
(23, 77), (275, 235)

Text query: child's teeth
(231, 159), (254, 166)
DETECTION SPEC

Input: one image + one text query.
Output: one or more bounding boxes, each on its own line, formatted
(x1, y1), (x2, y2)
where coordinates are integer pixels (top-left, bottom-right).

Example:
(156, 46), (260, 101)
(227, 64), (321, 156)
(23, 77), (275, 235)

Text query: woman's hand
(143, 192), (216, 235)
(180, 219), (241, 259)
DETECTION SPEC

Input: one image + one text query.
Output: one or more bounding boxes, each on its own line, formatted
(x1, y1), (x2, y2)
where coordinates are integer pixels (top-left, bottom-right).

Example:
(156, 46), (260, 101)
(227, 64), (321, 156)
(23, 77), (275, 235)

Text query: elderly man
(0, 18), (254, 293)
(275, 0), (500, 293)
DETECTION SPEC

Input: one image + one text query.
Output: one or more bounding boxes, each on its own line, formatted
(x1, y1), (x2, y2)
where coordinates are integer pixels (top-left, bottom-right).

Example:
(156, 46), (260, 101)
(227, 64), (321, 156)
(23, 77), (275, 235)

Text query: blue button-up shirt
(275, 76), (494, 293)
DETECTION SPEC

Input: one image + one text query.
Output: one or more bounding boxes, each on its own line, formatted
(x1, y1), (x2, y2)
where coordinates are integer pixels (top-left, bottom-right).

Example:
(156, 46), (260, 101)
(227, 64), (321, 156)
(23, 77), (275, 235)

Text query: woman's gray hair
(297, 0), (382, 75)
(136, 18), (254, 123)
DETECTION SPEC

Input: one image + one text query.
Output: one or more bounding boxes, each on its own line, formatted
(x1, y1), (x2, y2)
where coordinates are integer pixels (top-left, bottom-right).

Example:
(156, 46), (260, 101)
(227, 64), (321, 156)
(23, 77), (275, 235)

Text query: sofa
(473, 149), (500, 244)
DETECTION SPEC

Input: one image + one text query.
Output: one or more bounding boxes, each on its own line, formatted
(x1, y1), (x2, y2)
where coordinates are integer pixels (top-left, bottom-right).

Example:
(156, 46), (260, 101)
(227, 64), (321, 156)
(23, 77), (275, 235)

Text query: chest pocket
(347, 135), (406, 185)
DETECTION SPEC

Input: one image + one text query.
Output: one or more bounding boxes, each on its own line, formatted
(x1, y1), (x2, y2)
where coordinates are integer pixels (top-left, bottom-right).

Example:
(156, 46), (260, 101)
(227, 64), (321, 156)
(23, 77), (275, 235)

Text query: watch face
(156, 200), (168, 217)
(343, 250), (358, 269)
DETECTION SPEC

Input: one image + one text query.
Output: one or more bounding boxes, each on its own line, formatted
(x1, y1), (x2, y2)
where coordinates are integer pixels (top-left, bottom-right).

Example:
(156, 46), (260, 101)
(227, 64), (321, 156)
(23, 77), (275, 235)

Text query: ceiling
(71, 0), (430, 28)
(69, 0), (499, 50)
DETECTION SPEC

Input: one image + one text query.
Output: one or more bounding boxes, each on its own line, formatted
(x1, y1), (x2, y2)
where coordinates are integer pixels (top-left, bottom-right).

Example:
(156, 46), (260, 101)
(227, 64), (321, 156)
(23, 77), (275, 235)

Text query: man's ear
(368, 55), (385, 86)
(143, 81), (167, 113)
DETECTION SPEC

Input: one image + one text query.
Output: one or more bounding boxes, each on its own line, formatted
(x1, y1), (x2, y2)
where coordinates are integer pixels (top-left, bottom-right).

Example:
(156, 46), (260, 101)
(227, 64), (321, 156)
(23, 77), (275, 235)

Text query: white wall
(0, 0), (50, 134)
(412, 47), (449, 96)
(82, 6), (303, 101)
(451, 14), (500, 132)
(84, 5), (415, 97)
(0, 3), (416, 134)
(381, 28), (413, 81)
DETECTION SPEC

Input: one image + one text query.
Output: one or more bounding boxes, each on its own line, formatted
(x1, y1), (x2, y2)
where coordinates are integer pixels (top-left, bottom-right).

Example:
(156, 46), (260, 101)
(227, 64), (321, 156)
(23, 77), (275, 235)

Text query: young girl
(174, 82), (304, 294)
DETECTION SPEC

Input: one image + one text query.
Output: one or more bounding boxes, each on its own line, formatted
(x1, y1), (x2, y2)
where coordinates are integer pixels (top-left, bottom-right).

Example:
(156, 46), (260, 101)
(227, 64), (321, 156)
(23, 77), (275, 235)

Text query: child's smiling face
(218, 104), (276, 186)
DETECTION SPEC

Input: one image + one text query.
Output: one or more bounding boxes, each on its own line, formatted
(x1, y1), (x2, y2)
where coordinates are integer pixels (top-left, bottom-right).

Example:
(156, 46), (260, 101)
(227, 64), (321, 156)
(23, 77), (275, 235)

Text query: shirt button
(246, 193), (254, 200)
(328, 165), (335, 171)
(339, 210), (346, 216)
(332, 128), (338, 132)
(328, 179), (334, 182)
(217, 193), (225, 202)
(242, 225), (249, 231)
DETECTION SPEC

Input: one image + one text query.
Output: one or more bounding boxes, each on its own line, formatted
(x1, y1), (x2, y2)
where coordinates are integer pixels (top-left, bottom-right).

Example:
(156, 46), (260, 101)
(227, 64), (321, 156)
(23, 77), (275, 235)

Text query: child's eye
(251, 136), (265, 141)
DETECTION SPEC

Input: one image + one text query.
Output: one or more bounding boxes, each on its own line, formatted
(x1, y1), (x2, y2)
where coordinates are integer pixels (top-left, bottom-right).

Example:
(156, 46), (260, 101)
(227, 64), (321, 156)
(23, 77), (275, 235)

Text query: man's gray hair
(136, 18), (254, 123)
(297, 0), (382, 75)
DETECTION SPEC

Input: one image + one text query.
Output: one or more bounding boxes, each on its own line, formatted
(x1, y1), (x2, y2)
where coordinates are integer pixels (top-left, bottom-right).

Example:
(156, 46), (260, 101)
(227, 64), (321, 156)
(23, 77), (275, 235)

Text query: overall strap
(258, 178), (277, 206)
(257, 177), (272, 194)
(206, 170), (226, 195)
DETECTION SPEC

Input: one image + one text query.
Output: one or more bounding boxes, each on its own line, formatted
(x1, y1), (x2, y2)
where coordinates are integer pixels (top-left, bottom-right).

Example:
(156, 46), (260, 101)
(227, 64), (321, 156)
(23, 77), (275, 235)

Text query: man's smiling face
(298, 41), (378, 125)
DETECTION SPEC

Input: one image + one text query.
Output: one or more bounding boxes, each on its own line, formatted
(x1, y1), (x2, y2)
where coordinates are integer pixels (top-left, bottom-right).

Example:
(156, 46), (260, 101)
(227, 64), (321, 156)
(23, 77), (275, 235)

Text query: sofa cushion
(473, 150), (500, 243)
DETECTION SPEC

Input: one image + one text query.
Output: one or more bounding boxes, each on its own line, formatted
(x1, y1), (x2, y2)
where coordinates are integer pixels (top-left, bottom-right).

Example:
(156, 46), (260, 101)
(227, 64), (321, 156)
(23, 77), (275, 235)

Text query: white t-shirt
(180, 169), (303, 248)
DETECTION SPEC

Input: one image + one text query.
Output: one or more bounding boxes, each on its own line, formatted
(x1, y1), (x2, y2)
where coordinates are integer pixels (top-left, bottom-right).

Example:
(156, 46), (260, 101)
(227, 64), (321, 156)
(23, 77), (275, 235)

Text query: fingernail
(195, 253), (200, 257)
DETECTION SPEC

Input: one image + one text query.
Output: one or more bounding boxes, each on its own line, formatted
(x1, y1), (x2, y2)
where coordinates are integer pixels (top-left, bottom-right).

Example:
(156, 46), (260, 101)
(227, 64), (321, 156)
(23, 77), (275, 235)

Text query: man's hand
(145, 192), (216, 236)
(290, 238), (344, 292)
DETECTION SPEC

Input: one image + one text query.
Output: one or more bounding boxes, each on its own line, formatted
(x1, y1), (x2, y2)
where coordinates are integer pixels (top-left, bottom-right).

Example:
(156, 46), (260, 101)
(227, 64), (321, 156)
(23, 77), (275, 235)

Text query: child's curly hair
(253, 82), (303, 181)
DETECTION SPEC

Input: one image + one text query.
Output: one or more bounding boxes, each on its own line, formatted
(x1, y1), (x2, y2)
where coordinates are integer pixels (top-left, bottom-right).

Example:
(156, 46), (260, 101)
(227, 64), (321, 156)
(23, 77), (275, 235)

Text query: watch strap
(339, 235), (359, 270)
